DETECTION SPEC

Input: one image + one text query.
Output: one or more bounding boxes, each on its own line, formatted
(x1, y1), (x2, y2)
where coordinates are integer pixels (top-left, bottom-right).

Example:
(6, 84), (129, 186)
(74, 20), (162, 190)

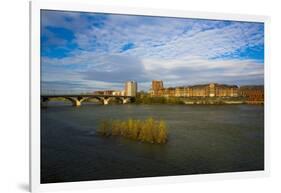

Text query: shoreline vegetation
(134, 95), (264, 105)
(97, 117), (168, 144)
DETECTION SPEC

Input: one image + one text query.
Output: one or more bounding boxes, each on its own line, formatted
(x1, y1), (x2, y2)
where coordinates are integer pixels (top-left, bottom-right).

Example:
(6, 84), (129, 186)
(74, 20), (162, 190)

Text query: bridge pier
(67, 97), (88, 107)
(72, 99), (81, 107)
(99, 97), (111, 105)
(120, 97), (130, 104)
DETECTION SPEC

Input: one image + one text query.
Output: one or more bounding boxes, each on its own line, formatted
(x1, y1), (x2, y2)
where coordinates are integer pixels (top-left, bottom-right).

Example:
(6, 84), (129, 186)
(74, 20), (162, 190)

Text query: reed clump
(97, 117), (168, 144)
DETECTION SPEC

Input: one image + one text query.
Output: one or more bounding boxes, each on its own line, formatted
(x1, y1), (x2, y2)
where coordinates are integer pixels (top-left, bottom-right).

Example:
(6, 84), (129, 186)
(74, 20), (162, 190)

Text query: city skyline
(41, 10), (264, 93)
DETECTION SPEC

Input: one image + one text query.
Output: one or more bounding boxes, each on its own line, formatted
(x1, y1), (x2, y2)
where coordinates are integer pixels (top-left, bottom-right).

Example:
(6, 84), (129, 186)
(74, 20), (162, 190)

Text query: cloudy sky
(41, 10), (264, 93)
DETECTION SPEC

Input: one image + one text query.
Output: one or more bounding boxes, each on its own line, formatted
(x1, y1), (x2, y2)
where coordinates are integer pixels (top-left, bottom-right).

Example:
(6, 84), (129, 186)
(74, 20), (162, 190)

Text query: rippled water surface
(41, 103), (264, 183)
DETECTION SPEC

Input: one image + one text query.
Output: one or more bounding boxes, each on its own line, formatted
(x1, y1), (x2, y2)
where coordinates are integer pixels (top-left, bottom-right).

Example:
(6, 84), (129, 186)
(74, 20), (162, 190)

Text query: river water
(41, 103), (264, 183)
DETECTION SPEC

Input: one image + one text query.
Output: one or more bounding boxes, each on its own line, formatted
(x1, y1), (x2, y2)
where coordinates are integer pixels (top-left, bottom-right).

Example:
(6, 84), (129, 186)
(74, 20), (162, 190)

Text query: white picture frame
(30, 0), (270, 192)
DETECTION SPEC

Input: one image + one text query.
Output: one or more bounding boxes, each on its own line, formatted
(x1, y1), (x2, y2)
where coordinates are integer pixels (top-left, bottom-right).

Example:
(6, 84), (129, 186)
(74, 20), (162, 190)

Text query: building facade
(151, 80), (164, 96)
(125, 81), (138, 97)
(150, 81), (239, 98)
(157, 87), (176, 97)
(93, 81), (138, 97)
(93, 90), (115, 95)
(152, 80), (164, 91)
(112, 90), (125, 96)
(239, 86), (264, 101)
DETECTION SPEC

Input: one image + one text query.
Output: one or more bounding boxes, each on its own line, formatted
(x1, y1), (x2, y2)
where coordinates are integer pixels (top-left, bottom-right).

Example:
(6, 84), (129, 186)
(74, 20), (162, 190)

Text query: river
(41, 103), (264, 183)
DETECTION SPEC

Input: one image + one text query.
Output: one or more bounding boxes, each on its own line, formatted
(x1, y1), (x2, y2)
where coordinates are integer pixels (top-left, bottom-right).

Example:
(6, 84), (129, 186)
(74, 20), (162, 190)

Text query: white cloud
(41, 11), (264, 92)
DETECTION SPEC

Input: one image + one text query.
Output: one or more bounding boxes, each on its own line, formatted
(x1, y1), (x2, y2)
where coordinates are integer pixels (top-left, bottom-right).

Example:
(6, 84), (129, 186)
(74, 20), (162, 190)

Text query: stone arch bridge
(41, 94), (134, 107)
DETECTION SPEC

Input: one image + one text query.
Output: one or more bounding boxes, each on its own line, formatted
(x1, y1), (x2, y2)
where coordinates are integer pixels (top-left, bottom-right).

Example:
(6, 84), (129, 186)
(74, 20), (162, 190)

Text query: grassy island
(97, 117), (168, 144)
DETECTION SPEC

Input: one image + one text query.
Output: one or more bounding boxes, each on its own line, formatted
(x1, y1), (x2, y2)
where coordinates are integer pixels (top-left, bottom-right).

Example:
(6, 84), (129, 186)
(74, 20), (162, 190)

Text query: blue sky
(41, 10), (264, 93)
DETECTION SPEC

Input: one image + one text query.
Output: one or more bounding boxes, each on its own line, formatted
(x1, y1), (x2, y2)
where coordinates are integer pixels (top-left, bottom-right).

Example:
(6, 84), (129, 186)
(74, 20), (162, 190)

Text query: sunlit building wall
(125, 81), (138, 97)
(239, 86), (264, 101)
(151, 80), (164, 96)
(151, 80), (240, 98)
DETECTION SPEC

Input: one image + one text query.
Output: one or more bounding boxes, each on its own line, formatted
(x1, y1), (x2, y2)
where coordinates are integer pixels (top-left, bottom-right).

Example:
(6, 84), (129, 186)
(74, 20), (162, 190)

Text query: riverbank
(134, 96), (263, 105)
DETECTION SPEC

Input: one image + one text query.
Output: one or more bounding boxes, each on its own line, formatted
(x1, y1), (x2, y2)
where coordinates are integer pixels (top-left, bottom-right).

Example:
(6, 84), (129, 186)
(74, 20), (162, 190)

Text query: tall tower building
(152, 80), (164, 91)
(151, 80), (164, 96)
(125, 81), (137, 96)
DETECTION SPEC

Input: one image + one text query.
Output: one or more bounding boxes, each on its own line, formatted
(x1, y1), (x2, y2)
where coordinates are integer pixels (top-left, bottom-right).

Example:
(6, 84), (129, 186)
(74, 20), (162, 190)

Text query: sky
(41, 10), (264, 93)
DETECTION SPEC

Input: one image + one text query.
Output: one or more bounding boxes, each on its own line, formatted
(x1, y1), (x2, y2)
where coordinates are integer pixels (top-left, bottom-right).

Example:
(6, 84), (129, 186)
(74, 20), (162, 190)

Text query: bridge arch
(41, 95), (134, 107)
(65, 97), (89, 107)
(115, 97), (131, 104)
